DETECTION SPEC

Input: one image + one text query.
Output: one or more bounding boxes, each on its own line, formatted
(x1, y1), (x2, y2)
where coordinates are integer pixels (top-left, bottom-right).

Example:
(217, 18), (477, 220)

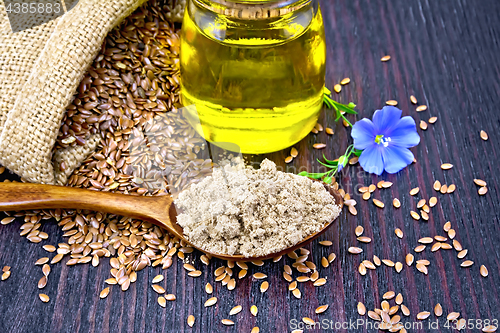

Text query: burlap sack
(0, 0), (150, 185)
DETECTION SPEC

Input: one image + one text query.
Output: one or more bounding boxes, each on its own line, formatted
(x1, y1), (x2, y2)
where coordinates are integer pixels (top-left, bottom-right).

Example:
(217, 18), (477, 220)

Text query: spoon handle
(0, 183), (172, 225)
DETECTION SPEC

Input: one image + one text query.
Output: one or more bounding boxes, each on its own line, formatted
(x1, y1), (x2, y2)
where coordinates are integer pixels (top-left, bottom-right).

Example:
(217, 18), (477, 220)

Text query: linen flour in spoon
(175, 158), (341, 257)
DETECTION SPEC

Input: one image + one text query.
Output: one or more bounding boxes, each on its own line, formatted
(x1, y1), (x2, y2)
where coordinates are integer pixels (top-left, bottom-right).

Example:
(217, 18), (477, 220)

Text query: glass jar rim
(193, 0), (313, 19)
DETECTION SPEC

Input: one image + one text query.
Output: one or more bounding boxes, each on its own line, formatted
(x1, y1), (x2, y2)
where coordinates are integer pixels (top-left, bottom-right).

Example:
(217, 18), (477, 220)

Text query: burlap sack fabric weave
(0, 0), (149, 185)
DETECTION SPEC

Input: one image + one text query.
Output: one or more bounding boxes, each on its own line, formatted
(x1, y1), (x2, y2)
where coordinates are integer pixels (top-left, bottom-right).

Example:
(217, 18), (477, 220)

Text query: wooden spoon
(0, 182), (343, 261)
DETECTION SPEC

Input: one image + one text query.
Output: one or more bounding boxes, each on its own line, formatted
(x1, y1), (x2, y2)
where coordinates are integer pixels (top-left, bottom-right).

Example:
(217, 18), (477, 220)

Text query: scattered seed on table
(325, 127), (334, 135)
(363, 260), (376, 270)
(373, 199), (385, 208)
(395, 228), (404, 238)
(386, 100), (398, 106)
(251, 327), (260, 333)
(381, 55), (391, 62)
(292, 288), (302, 298)
(448, 229), (456, 239)
(349, 156), (359, 165)
(355, 226), (364, 236)
(410, 95), (418, 104)
(417, 199), (426, 209)
(441, 163), (453, 170)
(446, 312), (460, 321)
(222, 319), (235, 326)
(429, 197), (437, 207)
(416, 263), (428, 275)
(483, 325), (498, 332)
(314, 278), (327, 287)
(39, 294), (49, 303)
(368, 311), (381, 321)
(474, 179), (487, 187)
(253, 273), (267, 279)
(395, 262), (403, 273)
(431, 243), (442, 252)
(313, 143), (326, 149)
(35, 258), (49, 265)
(447, 184), (456, 193)
(251, 305), (258, 316)
(319, 240), (333, 246)
(393, 198), (401, 208)
(285, 156), (293, 164)
(382, 259), (395, 267)
(357, 302), (366, 315)
(381, 301), (390, 313)
(157, 296), (167, 308)
(461, 260), (474, 268)
(414, 245), (426, 252)
(406, 253), (414, 266)
(357, 236), (371, 243)
(362, 192), (370, 200)
(205, 297), (217, 307)
(187, 315), (195, 327)
(152, 285), (165, 294)
(420, 120), (428, 130)
(478, 186), (488, 195)
(42, 264), (50, 277)
(434, 180), (442, 191)
(333, 84), (342, 93)
(452, 240), (462, 251)
(410, 211), (421, 220)
(152, 275), (164, 284)
(290, 147), (298, 158)
(0, 217), (15, 225)
(1, 270), (10, 280)
(348, 247), (363, 254)
(480, 130), (488, 141)
(417, 311), (431, 320)
(416, 105), (428, 112)
(457, 249), (468, 259)
(428, 116), (438, 124)
(395, 293), (403, 305)
(316, 304), (329, 314)
(480, 265), (488, 277)
(419, 237), (434, 244)
(383, 291), (395, 300)
(358, 263), (367, 276)
(230, 305), (242, 315)
(444, 221), (452, 232)
(341, 78), (350, 85)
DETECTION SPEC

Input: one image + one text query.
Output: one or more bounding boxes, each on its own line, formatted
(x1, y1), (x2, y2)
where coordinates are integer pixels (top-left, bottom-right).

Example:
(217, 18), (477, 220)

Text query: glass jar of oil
(180, 0), (326, 153)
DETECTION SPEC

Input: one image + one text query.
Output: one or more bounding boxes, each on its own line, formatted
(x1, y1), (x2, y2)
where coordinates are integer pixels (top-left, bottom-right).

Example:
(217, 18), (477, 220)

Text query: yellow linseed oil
(180, 0), (326, 153)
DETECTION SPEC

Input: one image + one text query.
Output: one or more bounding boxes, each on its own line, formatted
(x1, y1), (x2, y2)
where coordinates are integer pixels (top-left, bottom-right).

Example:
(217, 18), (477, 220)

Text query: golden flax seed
(334, 84), (342, 93)
(480, 265), (488, 277)
(382, 259), (395, 267)
(417, 312), (431, 320)
(429, 197), (437, 207)
(478, 186), (488, 195)
(39, 294), (49, 303)
(187, 315), (195, 327)
(395, 228), (403, 238)
(319, 240), (333, 246)
(428, 116), (438, 124)
(230, 305), (242, 315)
(355, 226), (364, 236)
(285, 156), (293, 164)
(290, 147), (298, 158)
(416, 105), (428, 112)
(381, 55), (391, 62)
(221, 319), (235, 326)
(341, 78), (351, 85)
(348, 247), (363, 254)
(406, 253), (414, 266)
(393, 198), (401, 208)
(205, 297), (217, 307)
(461, 260), (474, 267)
(386, 100), (398, 106)
(480, 130), (488, 141)
(315, 304), (329, 314)
(373, 199), (385, 208)
(411, 211), (421, 220)
(448, 229), (456, 239)
(474, 179), (487, 187)
(292, 288), (302, 298)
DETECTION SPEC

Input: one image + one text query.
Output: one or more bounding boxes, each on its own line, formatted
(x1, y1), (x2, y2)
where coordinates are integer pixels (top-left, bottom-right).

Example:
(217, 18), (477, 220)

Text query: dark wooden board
(1, 0), (500, 332)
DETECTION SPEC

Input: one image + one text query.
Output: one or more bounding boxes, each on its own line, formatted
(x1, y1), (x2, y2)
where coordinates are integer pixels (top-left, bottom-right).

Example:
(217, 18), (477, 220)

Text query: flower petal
(359, 144), (384, 175)
(381, 145), (414, 174)
(351, 118), (376, 150)
(372, 106), (402, 135)
(386, 116), (420, 148)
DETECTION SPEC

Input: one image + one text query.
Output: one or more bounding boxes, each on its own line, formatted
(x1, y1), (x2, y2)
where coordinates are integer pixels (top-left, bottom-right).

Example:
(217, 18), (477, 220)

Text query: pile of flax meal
(175, 159), (341, 257)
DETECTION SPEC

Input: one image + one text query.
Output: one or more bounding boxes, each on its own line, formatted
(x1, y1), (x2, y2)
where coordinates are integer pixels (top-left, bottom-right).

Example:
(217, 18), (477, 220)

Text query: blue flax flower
(351, 106), (420, 175)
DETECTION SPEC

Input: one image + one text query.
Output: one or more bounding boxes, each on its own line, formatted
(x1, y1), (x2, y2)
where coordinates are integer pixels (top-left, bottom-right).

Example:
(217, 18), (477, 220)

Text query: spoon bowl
(0, 181), (342, 261)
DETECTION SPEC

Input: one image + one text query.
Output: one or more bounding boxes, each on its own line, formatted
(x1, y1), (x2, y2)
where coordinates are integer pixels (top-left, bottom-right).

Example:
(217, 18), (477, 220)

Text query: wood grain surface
(1, 0), (500, 332)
